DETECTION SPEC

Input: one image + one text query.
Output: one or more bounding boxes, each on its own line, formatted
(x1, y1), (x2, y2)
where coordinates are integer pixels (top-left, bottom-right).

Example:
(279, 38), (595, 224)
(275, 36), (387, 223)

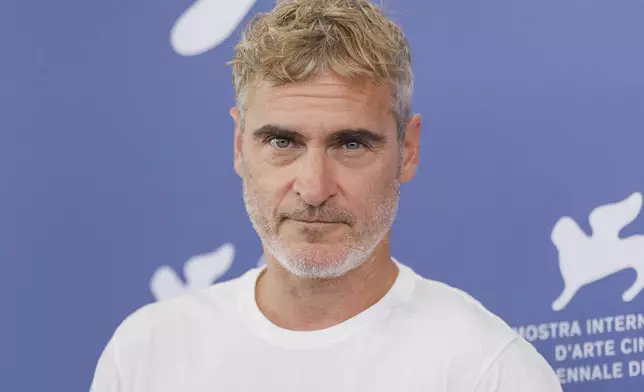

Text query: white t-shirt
(90, 260), (562, 392)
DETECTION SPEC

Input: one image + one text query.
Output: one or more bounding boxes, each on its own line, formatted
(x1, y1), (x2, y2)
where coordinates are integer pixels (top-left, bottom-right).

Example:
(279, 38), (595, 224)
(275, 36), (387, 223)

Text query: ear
(230, 107), (243, 177)
(399, 114), (421, 183)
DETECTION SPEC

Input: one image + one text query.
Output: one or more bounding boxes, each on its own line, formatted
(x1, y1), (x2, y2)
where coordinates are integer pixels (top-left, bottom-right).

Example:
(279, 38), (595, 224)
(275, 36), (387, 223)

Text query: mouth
(292, 219), (337, 223)
(287, 218), (342, 225)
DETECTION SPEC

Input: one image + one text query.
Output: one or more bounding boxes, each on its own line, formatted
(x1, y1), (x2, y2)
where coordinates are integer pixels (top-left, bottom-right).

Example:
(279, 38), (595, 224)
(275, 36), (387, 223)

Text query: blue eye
(344, 141), (364, 150)
(269, 138), (292, 149)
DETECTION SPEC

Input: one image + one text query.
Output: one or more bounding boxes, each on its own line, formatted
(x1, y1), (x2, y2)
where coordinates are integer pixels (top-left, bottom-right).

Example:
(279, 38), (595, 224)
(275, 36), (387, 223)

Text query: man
(91, 0), (563, 390)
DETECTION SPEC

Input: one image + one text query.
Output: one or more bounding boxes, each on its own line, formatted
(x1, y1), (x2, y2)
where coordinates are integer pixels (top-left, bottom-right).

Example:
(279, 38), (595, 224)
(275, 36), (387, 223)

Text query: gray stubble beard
(242, 173), (401, 279)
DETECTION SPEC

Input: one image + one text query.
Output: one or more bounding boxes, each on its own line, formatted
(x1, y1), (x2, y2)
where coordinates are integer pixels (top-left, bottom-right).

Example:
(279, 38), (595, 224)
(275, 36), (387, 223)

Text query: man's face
(231, 72), (420, 278)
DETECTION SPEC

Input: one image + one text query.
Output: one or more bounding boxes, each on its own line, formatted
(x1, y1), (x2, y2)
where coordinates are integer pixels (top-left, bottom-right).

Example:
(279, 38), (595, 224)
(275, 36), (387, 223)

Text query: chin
(269, 242), (370, 279)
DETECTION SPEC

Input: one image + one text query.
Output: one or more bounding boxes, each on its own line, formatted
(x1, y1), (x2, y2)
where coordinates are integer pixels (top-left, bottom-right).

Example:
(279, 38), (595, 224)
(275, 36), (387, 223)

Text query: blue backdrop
(3, 0), (644, 391)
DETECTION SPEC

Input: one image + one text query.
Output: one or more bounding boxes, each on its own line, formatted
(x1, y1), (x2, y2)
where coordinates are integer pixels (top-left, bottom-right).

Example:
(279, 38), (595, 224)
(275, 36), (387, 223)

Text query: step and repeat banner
(3, 0), (644, 391)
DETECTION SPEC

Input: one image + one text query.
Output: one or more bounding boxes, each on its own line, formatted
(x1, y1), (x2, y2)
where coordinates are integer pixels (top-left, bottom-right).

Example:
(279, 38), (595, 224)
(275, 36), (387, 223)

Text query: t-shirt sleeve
(472, 337), (562, 392)
(89, 337), (122, 392)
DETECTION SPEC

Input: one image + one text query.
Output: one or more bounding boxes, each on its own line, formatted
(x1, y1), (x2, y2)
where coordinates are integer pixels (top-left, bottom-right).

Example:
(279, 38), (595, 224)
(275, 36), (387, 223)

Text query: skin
(230, 71), (421, 331)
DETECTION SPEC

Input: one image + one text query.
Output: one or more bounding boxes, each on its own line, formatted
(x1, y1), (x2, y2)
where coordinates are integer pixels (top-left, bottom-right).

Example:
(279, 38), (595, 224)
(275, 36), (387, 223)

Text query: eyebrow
(252, 124), (301, 142)
(251, 124), (387, 145)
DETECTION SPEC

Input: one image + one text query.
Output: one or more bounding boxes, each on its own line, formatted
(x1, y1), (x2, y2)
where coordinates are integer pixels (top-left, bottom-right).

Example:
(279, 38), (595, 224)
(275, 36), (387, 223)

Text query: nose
(292, 148), (338, 207)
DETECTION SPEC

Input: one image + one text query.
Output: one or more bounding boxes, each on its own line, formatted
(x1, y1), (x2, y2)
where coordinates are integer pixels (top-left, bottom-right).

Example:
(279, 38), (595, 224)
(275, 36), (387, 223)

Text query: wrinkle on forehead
(244, 73), (396, 135)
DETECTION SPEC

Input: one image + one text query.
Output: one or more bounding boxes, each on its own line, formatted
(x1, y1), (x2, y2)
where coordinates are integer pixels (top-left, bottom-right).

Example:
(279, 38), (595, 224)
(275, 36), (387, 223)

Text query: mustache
(278, 205), (356, 225)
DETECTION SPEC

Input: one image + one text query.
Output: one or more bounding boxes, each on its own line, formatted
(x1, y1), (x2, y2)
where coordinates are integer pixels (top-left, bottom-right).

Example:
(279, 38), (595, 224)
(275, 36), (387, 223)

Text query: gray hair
(228, 0), (414, 140)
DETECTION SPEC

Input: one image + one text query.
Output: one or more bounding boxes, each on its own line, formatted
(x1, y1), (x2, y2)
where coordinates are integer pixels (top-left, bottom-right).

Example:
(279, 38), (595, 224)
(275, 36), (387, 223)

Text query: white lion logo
(149, 243), (266, 301)
(551, 192), (644, 311)
(150, 243), (235, 301)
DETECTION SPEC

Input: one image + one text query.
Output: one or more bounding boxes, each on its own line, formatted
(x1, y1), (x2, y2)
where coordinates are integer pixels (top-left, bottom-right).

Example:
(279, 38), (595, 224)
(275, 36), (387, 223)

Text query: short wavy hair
(229, 0), (414, 139)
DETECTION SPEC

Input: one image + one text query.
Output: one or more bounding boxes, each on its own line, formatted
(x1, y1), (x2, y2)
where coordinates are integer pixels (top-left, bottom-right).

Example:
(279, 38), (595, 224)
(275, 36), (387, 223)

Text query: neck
(255, 236), (399, 331)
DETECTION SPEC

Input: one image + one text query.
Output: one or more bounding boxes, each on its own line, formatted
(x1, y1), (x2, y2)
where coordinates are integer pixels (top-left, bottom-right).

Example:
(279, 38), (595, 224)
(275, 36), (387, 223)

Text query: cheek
(337, 172), (378, 212)
(337, 164), (398, 215)
(245, 160), (292, 204)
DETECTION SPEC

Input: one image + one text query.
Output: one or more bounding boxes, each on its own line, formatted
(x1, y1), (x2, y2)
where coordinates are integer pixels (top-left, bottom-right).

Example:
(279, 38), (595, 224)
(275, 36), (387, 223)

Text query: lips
(291, 219), (337, 224)
(286, 218), (342, 225)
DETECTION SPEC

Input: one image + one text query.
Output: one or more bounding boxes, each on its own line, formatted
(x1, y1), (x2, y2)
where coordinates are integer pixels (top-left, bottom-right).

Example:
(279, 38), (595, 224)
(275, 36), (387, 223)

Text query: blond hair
(228, 0), (413, 139)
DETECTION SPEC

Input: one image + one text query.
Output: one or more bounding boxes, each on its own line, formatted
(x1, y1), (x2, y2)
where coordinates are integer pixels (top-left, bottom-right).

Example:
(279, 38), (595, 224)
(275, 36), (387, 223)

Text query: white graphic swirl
(170, 0), (257, 56)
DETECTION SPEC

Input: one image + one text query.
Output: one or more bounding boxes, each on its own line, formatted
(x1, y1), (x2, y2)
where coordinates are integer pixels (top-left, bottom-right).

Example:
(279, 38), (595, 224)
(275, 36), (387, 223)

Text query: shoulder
(402, 268), (518, 345)
(396, 264), (557, 389)
(106, 267), (257, 354)
(91, 268), (259, 389)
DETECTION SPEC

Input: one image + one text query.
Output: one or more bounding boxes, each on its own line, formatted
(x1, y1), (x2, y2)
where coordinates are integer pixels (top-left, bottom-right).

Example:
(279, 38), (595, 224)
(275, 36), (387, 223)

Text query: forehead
(244, 73), (396, 134)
